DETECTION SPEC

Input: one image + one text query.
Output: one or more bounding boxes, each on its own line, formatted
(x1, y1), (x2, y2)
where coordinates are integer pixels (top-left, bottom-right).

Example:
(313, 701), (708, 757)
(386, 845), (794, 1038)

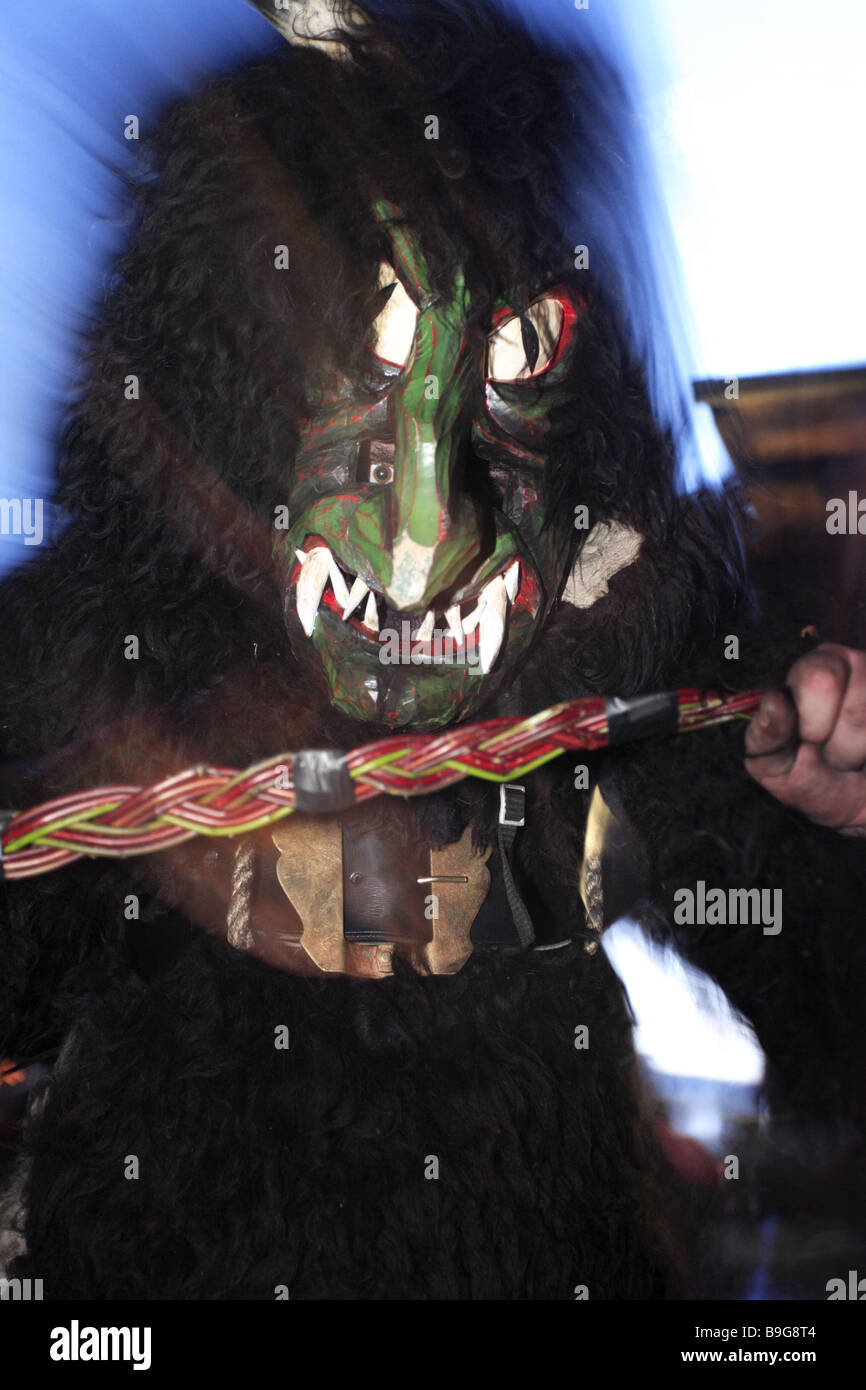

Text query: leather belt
(124, 791), (574, 984)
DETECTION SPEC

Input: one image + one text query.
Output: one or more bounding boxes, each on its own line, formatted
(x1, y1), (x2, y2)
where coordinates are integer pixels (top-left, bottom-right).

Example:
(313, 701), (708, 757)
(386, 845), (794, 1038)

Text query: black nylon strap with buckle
(496, 783), (535, 948)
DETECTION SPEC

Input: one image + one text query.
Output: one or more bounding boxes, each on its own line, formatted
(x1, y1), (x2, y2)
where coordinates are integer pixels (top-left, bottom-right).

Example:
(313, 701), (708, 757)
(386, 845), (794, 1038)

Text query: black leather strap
(342, 818), (430, 944)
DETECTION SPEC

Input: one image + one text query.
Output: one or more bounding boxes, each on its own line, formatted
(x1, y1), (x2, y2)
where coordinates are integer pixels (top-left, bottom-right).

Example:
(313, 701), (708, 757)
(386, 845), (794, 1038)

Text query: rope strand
(0, 688), (764, 880)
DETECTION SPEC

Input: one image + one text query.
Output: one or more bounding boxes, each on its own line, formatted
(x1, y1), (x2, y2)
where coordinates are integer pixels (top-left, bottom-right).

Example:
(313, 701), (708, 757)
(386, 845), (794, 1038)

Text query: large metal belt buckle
(272, 819), (491, 979)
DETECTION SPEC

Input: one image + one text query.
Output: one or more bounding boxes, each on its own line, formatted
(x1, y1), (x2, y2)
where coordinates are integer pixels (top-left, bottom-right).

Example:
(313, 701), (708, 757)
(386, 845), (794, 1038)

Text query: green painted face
(274, 207), (577, 729)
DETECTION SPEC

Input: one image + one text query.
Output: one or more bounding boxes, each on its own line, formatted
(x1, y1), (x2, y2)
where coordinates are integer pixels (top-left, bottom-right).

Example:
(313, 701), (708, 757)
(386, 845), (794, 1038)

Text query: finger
(823, 648), (866, 770)
(750, 739), (866, 831)
(744, 688), (798, 778)
(784, 646), (851, 745)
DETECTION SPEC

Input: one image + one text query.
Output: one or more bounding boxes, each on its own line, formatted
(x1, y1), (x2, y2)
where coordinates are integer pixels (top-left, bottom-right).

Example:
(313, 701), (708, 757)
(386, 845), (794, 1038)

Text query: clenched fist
(745, 643), (866, 836)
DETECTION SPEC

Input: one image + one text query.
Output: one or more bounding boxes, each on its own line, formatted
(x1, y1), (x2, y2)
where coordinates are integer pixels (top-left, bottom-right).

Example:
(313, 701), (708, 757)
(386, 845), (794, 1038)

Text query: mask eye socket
(369, 460), (395, 486)
(364, 440), (396, 486)
(370, 262), (418, 368)
(486, 295), (565, 382)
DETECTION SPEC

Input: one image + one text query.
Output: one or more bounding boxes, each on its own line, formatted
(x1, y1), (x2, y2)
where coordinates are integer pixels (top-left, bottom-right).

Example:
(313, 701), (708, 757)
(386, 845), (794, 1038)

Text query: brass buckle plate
(272, 819), (491, 978)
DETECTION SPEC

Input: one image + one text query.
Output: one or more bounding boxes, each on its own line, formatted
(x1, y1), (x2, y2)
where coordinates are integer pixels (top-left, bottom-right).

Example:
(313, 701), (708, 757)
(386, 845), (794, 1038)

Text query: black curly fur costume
(1, 1), (865, 1300)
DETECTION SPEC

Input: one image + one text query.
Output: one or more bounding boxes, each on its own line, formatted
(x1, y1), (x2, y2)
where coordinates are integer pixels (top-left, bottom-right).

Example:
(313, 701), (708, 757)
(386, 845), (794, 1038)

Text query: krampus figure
(1, 1), (864, 1299)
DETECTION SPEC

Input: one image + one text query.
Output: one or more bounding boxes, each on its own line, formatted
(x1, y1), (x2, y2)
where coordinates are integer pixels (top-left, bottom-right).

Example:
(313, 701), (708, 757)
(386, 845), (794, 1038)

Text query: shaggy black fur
(1, 1), (864, 1299)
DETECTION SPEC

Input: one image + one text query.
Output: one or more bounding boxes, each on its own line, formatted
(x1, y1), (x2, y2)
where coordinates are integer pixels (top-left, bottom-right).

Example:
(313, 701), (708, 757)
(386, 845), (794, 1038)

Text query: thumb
(744, 688), (798, 778)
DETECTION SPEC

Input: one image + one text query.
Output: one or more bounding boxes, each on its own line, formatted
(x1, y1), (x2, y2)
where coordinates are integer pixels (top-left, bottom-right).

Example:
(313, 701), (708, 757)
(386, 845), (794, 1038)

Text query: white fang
(445, 605), (464, 645)
(342, 575), (368, 621)
(327, 554), (350, 608)
(462, 606), (482, 634)
(295, 547), (330, 636)
(478, 574), (507, 674)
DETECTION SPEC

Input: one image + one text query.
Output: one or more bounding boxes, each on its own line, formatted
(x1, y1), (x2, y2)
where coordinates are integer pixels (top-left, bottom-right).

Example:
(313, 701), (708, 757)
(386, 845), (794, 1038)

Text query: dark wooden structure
(694, 366), (866, 649)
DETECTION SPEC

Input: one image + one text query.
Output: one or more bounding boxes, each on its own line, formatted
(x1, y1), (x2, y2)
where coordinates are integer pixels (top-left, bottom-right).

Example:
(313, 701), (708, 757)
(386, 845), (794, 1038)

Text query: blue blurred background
(3, 0), (864, 571)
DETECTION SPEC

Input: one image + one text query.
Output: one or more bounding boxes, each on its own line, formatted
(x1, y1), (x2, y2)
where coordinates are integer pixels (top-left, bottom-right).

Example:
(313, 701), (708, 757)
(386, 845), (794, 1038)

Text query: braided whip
(0, 688), (764, 880)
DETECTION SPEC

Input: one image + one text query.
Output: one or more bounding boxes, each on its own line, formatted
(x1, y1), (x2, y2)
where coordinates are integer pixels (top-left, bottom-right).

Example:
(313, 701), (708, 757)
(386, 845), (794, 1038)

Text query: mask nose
(348, 305), (483, 612)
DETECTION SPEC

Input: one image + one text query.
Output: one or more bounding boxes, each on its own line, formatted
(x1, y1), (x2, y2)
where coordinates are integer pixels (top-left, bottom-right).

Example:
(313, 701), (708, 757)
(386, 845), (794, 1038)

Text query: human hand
(744, 643), (866, 836)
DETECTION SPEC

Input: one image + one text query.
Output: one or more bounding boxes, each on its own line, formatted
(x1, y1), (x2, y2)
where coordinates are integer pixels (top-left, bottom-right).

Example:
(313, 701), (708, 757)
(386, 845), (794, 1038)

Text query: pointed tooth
(364, 589), (379, 633)
(462, 605), (482, 634)
(295, 548), (308, 565)
(416, 610), (434, 642)
(478, 574), (507, 674)
(342, 575), (368, 621)
(327, 553), (350, 608)
(445, 604), (464, 645)
(295, 548), (330, 636)
(504, 559), (520, 602)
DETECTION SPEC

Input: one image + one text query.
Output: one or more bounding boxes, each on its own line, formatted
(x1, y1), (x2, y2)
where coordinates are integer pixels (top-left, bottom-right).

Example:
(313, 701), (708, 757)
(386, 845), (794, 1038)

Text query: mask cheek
(482, 382), (553, 454)
(470, 420), (560, 596)
(471, 420), (536, 510)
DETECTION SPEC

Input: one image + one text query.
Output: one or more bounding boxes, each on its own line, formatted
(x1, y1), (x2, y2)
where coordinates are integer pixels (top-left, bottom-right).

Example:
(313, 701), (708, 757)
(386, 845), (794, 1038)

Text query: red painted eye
(486, 293), (574, 382)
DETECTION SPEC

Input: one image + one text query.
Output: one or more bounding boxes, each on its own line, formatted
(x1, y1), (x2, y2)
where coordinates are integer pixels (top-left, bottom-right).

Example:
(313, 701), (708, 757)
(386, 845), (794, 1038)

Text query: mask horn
(247, 1), (368, 55)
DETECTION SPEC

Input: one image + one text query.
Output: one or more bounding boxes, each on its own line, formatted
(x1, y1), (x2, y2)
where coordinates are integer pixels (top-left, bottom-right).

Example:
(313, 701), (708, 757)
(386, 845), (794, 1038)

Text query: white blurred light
(603, 917), (765, 1085)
